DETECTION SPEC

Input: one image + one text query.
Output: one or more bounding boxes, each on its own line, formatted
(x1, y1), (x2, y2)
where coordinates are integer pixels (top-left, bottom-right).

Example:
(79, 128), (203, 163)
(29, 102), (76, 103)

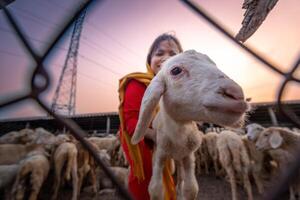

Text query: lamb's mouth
(203, 99), (249, 115)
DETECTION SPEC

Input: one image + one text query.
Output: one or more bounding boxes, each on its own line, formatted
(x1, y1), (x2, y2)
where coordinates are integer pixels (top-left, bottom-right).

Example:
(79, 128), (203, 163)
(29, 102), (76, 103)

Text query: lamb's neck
(159, 104), (195, 133)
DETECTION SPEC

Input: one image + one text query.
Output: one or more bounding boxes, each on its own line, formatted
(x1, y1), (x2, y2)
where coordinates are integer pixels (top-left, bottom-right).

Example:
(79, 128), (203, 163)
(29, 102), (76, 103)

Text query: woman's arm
(123, 79), (146, 136)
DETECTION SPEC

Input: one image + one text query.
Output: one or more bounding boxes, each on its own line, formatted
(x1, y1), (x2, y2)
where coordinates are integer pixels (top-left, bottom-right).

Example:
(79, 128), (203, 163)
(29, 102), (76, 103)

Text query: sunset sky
(0, 0), (300, 120)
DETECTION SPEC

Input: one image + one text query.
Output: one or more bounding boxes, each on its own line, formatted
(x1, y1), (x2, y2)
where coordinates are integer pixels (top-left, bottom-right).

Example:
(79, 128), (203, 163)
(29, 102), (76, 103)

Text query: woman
(118, 33), (183, 200)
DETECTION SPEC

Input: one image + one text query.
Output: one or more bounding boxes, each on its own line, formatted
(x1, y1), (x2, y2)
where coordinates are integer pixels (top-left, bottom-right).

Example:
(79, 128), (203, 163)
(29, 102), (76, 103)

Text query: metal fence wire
(0, 0), (299, 199)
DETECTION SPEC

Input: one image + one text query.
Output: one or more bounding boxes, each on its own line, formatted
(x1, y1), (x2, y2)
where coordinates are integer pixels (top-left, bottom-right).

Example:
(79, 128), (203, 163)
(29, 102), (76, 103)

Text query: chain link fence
(0, 0), (299, 199)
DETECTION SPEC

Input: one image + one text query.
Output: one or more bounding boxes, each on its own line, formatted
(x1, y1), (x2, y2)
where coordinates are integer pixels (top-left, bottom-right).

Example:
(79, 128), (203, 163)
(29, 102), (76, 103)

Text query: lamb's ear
(269, 131), (283, 149)
(131, 74), (165, 145)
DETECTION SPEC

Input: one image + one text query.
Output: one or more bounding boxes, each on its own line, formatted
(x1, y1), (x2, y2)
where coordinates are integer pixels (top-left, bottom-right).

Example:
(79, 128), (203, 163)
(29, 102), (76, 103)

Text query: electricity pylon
(51, 9), (86, 115)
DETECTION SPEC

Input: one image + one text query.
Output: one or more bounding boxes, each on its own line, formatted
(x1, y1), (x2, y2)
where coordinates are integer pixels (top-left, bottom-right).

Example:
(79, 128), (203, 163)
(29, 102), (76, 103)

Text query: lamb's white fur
(131, 50), (249, 200)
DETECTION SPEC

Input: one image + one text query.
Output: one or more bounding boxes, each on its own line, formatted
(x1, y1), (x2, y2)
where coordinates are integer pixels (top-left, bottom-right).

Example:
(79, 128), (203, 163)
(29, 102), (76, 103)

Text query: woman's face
(150, 40), (180, 75)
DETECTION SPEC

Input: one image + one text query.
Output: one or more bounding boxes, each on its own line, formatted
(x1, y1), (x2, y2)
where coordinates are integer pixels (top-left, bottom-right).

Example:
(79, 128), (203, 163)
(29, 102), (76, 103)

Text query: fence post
(106, 116), (111, 135)
(268, 107), (278, 126)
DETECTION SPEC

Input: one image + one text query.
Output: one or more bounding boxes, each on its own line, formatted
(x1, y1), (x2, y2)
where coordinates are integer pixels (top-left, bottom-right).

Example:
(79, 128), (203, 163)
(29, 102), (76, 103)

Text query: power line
(85, 20), (143, 58)
(78, 72), (116, 88)
(0, 49), (116, 88)
(51, 9), (86, 115)
(42, 0), (143, 58)
(0, 49), (25, 57)
(0, 26), (123, 76)
(13, 7), (59, 29)
(11, 6), (136, 69)
(46, 62), (116, 88)
(78, 54), (123, 76)
(81, 36), (133, 66)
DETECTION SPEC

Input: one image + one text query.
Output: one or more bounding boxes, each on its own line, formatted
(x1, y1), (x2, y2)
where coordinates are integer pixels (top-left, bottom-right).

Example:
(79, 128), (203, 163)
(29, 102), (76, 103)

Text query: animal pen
(0, 0), (300, 200)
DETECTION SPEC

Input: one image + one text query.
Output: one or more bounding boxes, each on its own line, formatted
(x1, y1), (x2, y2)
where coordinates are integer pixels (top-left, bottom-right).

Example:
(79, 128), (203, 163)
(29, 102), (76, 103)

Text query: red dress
(119, 79), (153, 200)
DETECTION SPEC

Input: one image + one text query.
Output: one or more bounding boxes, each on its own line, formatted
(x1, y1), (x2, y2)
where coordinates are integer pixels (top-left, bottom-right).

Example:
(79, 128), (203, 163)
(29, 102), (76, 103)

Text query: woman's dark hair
(146, 33), (183, 66)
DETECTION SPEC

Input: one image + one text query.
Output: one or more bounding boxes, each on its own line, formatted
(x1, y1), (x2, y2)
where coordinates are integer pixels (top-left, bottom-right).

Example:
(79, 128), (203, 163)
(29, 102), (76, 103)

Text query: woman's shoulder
(120, 72), (149, 87)
(126, 79), (146, 91)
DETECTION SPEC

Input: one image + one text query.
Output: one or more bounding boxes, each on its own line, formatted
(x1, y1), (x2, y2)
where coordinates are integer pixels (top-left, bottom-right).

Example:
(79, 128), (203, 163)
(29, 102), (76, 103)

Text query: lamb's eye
(171, 67), (182, 75)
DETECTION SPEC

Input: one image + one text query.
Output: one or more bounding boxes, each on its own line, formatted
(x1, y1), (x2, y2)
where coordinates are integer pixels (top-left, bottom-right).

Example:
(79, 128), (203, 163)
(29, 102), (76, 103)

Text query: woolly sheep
(97, 166), (129, 190)
(0, 143), (44, 165)
(11, 150), (50, 200)
(246, 123), (265, 142)
(217, 130), (253, 200)
(194, 132), (209, 175)
(255, 127), (300, 199)
(204, 131), (221, 176)
(0, 129), (35, 144)
(245, 123), (266, 191)
(0, 164), (19, 199)
(0, 128), (59, 153)
(76, 141), (110, 195)
(87, 135), (119, 155)
(0, 164), (19, 187)
(0, 164), (19, 190)
(52, 142), (78, 200)
(131, 50), (249, 200)
(255, 127), (300, 156)
(87, 135), (126, 167)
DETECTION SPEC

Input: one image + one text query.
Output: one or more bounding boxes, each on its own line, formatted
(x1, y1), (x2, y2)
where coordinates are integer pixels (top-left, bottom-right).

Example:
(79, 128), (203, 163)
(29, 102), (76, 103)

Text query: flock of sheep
(0, 127), (129, 200)
(1, 123), (299, 200)
(195, 124), (300, 200)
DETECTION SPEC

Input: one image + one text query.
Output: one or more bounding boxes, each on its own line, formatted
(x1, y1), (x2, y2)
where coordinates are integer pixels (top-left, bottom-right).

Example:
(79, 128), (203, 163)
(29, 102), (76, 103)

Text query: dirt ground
(1, 173), (289, 200)
(51, 174), (278, 200)
(89, 174), (251, 200)
(76, 174), (290, 200)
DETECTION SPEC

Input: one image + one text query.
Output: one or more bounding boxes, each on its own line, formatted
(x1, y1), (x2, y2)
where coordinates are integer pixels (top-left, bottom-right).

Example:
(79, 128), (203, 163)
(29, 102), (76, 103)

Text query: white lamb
(131, 50), (249, 200)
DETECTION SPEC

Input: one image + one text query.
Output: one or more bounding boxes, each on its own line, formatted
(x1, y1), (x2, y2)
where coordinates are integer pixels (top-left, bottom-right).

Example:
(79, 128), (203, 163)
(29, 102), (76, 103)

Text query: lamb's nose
(220, 80), (244, 100)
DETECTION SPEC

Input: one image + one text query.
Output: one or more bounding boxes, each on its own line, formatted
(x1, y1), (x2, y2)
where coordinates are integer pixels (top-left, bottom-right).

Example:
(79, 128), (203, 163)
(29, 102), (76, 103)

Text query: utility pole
(51, 9), (86, 115)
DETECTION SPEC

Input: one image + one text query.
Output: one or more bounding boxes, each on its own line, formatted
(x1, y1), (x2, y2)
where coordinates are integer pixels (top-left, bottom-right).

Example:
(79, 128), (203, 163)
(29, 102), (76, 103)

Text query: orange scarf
(118, 65), (176, 200)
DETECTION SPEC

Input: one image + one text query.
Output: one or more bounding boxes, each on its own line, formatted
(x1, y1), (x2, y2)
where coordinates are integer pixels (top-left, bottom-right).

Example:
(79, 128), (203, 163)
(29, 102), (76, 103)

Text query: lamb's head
(18, 128), (37, 143)
(131, 50), (249, 144)
(246, 123), (265, 141)
(255, 128), (283, 151)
